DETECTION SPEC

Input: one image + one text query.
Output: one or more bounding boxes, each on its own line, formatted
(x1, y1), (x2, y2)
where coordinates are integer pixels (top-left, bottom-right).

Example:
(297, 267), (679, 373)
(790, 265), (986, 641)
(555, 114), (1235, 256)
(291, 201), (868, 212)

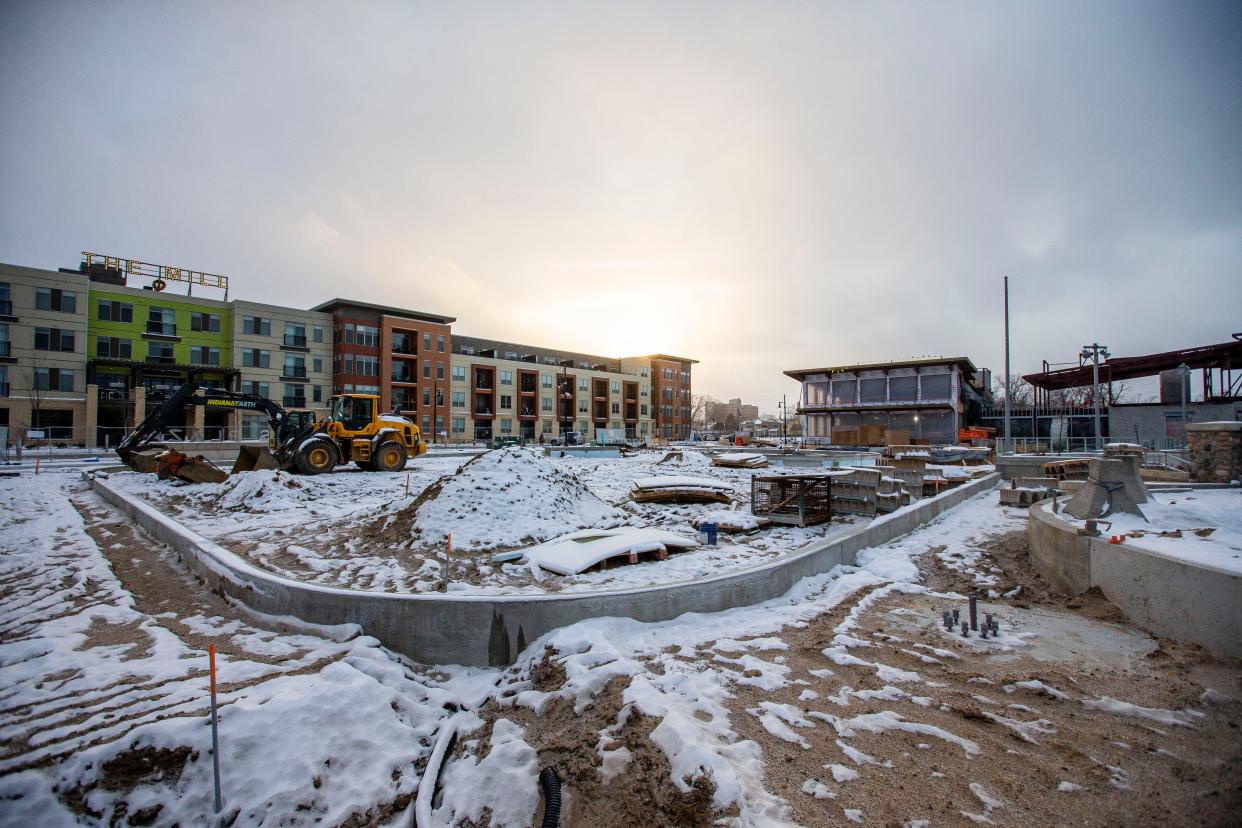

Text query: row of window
(240, 381), (325, 404)
(659, 368), (691, 383)
(243, 316), (324, 344)
(802, 373), (954, 406)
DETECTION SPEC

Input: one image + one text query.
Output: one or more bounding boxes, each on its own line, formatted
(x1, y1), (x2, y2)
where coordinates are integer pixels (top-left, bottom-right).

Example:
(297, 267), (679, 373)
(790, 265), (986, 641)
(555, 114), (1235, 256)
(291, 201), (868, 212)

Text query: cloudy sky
(2, 1), (1239, 410)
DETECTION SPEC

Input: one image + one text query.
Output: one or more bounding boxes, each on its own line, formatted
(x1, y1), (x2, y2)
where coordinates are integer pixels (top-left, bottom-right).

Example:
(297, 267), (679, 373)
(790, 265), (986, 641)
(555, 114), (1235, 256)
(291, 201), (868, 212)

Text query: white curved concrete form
(89, 470), (999, 667)
(1029, 500), (1242, 660)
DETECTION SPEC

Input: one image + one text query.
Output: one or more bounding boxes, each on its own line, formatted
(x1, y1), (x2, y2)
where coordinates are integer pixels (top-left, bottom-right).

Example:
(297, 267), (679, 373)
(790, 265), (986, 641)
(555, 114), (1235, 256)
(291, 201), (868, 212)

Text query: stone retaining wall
(1187, 421), (1242, 484)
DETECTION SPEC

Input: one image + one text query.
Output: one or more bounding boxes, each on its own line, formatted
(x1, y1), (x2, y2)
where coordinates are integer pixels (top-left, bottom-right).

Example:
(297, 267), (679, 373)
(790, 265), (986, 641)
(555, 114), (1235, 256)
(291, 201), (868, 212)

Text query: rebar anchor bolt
(943, 611), (953, 630)
(961, 622), (970, 638)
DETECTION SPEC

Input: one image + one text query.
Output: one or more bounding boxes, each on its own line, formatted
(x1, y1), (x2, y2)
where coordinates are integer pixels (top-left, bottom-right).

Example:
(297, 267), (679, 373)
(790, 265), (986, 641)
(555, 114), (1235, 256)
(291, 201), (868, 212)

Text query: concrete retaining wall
(90, 471), (998, 667)
(1028, 501), (1242, 659)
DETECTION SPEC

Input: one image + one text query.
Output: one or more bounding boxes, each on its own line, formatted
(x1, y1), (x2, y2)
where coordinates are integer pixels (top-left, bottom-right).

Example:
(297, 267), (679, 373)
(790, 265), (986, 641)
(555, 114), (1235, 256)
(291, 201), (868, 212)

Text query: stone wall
(1186, 421), (1242, 483)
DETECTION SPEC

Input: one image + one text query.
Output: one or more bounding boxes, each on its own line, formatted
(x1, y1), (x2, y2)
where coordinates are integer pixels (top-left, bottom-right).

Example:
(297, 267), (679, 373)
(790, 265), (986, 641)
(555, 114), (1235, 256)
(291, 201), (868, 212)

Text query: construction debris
(521, 527), (700, 575)
(630, 475), (734, 504)
(712, 451), (769, 469)
(750, 473), (841, 526)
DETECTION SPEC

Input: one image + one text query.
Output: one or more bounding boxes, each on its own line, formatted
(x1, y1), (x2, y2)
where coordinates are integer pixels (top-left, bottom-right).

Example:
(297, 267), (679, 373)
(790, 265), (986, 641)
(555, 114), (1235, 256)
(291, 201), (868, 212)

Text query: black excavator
(116, 383), (317, 484)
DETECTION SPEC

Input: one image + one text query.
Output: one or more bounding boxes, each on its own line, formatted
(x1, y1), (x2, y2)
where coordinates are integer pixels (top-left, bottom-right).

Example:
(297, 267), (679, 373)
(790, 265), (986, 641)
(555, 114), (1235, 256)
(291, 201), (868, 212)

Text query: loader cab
(277, 410), (317, 444)
(331, 394), (378, 435)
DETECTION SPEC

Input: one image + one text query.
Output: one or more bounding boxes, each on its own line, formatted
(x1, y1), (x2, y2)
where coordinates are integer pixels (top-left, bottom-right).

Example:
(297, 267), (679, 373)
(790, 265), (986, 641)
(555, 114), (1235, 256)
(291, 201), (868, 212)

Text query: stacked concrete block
(1186, 422), (1242, 484)
(832, 467), (880, 516)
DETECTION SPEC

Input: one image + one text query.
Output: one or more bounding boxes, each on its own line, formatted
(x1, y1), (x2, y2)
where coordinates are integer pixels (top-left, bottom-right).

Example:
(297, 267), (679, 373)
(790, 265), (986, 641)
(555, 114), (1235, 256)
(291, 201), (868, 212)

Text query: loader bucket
(232, 445), (281, 474)
(155, 451), (229, 484)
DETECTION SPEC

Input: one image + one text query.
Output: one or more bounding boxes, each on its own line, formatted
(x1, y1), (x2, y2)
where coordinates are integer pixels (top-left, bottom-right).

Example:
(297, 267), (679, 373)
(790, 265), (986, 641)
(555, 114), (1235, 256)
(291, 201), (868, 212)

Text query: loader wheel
(373, 440), (407, 472)
(296, 439), (338, 475)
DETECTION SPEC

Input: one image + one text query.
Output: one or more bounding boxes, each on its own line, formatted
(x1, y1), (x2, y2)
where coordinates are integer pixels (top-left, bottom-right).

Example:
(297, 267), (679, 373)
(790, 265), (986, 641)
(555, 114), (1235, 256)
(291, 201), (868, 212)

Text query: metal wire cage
(750, 474), (833, 526)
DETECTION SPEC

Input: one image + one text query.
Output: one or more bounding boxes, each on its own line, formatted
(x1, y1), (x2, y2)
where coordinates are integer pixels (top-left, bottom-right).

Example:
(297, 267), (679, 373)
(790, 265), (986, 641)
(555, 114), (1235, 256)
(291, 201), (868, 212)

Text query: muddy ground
(462, 528), (1242, 827)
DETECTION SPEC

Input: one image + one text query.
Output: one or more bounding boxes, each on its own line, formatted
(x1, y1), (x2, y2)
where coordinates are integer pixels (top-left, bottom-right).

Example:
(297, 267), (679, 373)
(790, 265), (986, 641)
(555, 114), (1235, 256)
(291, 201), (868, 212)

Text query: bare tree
(991, 376), (1034, 406)
(23, 354), (48, 447)
(690, 394), (716, 429)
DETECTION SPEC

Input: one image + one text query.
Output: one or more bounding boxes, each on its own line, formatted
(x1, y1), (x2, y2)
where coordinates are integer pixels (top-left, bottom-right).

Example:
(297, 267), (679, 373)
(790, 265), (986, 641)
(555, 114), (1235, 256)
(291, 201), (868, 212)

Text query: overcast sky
(2, 1), (1239, 411)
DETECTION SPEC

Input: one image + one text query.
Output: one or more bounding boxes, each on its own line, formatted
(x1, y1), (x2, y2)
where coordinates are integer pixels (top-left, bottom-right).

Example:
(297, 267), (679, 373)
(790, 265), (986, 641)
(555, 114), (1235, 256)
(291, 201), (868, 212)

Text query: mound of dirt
(373, 447), (625, 553)
(208, 470), (315, 512)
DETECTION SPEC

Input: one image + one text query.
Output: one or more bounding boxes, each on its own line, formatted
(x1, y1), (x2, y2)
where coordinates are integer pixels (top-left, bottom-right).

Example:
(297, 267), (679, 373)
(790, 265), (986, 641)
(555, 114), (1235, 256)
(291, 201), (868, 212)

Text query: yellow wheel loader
(116, 382), (427, 483)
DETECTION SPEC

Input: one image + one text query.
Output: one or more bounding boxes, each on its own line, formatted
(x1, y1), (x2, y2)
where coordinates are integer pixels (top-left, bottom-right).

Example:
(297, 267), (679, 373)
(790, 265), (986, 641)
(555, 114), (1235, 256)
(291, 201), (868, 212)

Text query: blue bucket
(700, 522), (719, 546)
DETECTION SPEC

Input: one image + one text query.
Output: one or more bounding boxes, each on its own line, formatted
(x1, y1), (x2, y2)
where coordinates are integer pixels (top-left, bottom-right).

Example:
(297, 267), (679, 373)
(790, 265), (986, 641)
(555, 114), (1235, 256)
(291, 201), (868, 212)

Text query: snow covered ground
(107, 447), (865, 595)
(1060, 488), (1242, 574)
(3, 467), (1239, 826)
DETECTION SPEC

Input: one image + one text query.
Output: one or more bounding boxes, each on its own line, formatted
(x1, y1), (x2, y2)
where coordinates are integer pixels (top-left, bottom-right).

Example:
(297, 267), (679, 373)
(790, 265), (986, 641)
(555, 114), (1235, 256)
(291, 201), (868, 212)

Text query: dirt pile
(369, 447), (625, 553)
(205, 470), (315, 513)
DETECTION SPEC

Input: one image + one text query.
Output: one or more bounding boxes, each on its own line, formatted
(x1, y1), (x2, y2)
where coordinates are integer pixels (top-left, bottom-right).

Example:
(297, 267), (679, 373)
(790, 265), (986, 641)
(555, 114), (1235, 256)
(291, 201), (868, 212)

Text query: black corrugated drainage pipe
(539, 766), (562, 828)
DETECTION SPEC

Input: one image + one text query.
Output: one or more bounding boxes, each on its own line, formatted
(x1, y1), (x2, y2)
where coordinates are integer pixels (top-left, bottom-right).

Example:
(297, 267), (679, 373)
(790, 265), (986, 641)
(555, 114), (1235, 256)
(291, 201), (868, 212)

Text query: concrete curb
(1028, 500), (1242, 659)
(89, 470), (999, 667)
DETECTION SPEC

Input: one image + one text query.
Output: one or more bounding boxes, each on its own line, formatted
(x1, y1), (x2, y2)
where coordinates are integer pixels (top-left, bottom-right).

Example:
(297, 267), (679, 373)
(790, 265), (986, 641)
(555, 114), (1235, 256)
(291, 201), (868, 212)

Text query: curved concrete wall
(90, 471), (998, 667)
(1028, 501), (1242, 659)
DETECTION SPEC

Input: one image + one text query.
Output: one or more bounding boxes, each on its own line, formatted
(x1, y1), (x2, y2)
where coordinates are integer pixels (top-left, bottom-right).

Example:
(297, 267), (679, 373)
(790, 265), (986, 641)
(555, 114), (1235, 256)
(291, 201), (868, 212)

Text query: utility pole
(1079, 343), (1111, 449)
(1177, 362), (1190, 446)
(1003, 275), (1011, 453)
(781, 394), (787, 447)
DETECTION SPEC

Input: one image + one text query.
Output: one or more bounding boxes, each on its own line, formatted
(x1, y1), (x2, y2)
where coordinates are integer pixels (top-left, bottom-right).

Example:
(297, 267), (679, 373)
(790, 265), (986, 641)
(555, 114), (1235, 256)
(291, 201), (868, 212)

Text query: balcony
(98, 386), (129, 402)
(474, 380), (494, 391)
(146, 321), (177, 337)
(282, 334), (308, 350)
(0, 299), (12, 316)
(146, 355), (177, 366)
(391, 369), (416, 383)
(281, 365), (307, 380)
(394, 397), (418, 411)
(283, 396), (307, 408)
(474, 406), (495, 417)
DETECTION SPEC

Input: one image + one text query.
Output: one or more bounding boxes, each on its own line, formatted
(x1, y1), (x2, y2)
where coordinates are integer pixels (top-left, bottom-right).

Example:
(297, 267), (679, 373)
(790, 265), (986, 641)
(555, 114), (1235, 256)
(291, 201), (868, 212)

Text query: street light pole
(1079, 343), (1111, 450)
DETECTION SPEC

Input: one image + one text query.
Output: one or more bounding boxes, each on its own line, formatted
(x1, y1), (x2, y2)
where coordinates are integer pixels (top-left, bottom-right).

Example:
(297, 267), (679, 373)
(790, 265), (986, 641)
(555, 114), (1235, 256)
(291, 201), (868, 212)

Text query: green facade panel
(88, 289), (233, 368)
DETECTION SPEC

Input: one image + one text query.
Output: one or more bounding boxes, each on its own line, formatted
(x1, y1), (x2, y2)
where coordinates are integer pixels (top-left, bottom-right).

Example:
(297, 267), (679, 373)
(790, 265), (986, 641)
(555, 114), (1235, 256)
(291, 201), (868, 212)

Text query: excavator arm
(115, 382), (298, 481)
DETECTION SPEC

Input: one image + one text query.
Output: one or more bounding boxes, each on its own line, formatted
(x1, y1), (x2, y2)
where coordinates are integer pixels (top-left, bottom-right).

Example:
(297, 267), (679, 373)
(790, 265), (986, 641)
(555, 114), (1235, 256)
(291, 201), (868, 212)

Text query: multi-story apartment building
(448, 338), (695, 442)
(643, 355), (697, 439)
(311, 299), (456, 440)
(786, 356), (991, 446)
(231, 300), (334, 438)
(0, 262), (89, 442)
(1, 253), (697, 447)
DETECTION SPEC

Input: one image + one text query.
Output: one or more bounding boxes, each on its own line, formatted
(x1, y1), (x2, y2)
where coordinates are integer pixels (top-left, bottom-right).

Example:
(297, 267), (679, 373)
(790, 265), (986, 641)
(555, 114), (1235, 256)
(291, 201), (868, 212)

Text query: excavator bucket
(155, 450), (229, 485)
(232, 445), (281, 474)
(124, 449), (165, 474)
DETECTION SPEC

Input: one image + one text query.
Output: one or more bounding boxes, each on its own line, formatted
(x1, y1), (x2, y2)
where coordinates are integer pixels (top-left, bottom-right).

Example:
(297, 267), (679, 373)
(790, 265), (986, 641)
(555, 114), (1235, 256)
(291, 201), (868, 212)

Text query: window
(611, 381), (620, 393)
(831, 379), (857, 404)
(663, 368), (673, 380)
(312, 324), (324, 343)
(611, 402), (620, 414)
(919, 373), (951, 401)
(33, 367), (75, 392)
(313, 356), (323, 373)
(344, 354), (353, 373)
(542, 397), (553, 412)
(422, 360), (431, 379)
(888, 376), (917, 402)
(147, 342), (175, 363)
(356, 325), (379, 347)
(283, 322), (306, 347)
(452, 417), (465, 434)
(423, 333), (432, 352)
(283, 383), (305, 406)
(452, 391), (465, 408)
(147, 307), (176, 336)
(422, 415), (431, 433)
(641, 384), (649, 397)
(243, 316), (271, 336)
(344, 323), (354, 344)
(242, 349), (270, 369)
(283, 356), (306, 377)
(436, 362), (445, 380)
(313, 385), (322, 403)
(860, 377), (886, 403)
(423, 389), (431, 406)
(640, 367), (649, 377)
(500, 395), (512, 409)
(542, 421), (554, 434)
(34, 327), (75, 352)
(578, 399), (588, 413)
(97, 300), (133, 322)
(500, 420), (513, 434)
(96, 336), (132, 359)
(355, 355), (378, 376)
(640, 403), (648, 416)
(452, 364), (466, 381)
(0, 282), (9, 315)
(190, 312), (221, 333)
(500, 370), (513, 385)
(436, 389), (444, 407)
(242, 381), (269, 398)
(437, 334), (445, 352)
(542, 373), (553, 389)
(578, 378), (589, 392)
(190, 346), (221, 366)
(36, 287), (77, 313)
